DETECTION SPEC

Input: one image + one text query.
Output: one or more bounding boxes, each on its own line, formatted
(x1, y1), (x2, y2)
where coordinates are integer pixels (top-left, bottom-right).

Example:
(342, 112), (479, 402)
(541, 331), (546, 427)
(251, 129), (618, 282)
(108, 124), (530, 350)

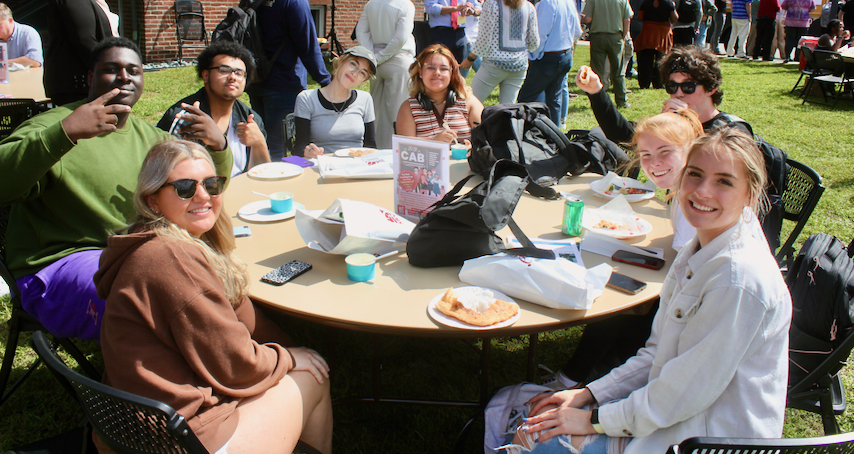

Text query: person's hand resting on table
(303, 143), (324, 158)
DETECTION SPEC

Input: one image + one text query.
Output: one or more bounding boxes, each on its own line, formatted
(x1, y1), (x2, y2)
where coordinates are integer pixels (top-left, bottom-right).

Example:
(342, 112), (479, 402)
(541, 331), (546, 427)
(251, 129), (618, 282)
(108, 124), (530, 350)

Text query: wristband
(590, 409), (605, 434)
(466, 54), (476, 62)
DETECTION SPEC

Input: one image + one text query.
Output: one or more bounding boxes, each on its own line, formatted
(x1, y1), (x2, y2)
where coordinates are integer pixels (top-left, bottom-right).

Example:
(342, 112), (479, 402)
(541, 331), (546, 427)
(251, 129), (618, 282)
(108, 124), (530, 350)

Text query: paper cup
(269, 192), (294, 213)
(450, 144), (468, 160)
(345, 253), (376, 282)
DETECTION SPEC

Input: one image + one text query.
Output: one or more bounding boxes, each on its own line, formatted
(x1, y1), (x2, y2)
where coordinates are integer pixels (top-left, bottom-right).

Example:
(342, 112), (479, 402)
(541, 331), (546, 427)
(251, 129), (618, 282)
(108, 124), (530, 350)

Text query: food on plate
(349, 149), (376, 157)
(604, 184), (651, 196)
(578, 65), (591, 85)
(594, 219), (631, 230)
(436, 288), (519, 327)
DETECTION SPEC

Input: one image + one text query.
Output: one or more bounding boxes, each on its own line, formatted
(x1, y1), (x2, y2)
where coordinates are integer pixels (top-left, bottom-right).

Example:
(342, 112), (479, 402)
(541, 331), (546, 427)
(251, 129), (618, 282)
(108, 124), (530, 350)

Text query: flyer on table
(392, 135), (450, 222)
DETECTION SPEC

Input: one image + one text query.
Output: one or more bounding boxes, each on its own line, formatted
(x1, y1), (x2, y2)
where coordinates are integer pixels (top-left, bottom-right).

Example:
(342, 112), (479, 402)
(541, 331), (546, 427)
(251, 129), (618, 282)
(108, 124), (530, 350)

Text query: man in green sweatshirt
(0, 37), (232, 341)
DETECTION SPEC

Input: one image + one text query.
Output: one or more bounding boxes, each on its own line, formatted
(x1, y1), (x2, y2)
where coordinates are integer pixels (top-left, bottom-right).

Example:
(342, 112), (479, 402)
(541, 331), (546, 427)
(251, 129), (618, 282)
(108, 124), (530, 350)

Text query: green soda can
(562, 196), (584, 236)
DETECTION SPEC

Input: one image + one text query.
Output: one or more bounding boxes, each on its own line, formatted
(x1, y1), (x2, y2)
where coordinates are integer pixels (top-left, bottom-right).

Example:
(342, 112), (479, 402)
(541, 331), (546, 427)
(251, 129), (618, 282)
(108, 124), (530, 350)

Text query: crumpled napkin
(589, 171), (656, 199)
(582, 194), (647, 236)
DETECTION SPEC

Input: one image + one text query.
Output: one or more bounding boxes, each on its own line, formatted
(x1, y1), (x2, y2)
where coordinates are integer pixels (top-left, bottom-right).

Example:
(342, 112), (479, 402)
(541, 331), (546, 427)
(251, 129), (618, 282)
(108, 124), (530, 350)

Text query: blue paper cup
(345, 253), (376, 282)
(451, 144), (468, 160)
(269, 192), (294, 213)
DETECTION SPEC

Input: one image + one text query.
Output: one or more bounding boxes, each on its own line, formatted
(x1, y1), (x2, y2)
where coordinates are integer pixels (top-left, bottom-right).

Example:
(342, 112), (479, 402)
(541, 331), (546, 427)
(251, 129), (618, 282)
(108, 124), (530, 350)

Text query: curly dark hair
(91, 37), (142, 70)
(658, 45), (724, 106)
(196, 41), (255, 82)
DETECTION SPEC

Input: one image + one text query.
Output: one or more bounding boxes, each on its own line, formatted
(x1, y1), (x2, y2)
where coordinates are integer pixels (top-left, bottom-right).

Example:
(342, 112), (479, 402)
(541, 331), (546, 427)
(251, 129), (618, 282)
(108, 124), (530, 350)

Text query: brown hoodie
(94, 231), (294, 451)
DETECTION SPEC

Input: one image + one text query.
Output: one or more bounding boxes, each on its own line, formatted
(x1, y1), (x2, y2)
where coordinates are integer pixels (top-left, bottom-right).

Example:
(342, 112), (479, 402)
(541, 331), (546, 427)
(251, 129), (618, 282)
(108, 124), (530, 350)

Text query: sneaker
(617, 102), (631, 108)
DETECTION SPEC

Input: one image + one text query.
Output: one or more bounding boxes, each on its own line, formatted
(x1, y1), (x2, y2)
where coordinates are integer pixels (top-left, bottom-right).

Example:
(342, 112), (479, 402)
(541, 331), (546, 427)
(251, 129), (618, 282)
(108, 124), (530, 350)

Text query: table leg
(527, 333), (539, 383)
(479, 338), (491, 406)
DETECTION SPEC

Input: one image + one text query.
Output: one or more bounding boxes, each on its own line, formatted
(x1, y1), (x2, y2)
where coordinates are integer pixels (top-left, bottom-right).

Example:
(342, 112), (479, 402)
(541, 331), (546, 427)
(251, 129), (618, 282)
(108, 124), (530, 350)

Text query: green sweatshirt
(0, 101), (233, 279)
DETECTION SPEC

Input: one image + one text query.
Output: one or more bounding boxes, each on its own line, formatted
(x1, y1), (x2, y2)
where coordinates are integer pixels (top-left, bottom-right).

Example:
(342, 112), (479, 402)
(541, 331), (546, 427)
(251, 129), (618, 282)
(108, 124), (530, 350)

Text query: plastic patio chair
(281, 112), (296, 156)
(775, 158), (825, 271)
(31, 331), (323, 454)
(174, 0), (208, 62)
(802, 50), (853, 108)
(666, 432), (854, 454)
(791, 46), (831, 97)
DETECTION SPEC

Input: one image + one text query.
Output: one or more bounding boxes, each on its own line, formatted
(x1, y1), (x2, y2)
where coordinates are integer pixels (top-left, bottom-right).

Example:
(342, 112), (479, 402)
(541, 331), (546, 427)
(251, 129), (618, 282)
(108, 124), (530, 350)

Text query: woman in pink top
(781, 0), (815, 62)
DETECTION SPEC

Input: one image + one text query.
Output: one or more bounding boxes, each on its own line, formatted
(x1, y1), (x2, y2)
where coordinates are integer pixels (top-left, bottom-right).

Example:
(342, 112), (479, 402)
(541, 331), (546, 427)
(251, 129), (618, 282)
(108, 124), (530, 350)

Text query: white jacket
(587, 215), (792, 454)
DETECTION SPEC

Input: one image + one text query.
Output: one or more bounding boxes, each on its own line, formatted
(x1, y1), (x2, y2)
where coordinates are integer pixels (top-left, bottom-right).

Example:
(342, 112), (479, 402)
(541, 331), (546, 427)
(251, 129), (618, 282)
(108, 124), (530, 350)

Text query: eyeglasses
(209, 65), (247, 80)
(421, 63), (451, 74)
(664, 80), (699, 95)
(345, 60), (371, 81)
(161, 176), (227, 199)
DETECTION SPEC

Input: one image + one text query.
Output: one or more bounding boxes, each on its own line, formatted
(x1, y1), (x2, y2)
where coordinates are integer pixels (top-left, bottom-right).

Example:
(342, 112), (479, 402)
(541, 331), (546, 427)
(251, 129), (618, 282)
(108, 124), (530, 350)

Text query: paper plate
(237, 201), (305, 223)
(427, 287), (520, 330)
(333, 148), (379, 157)
(247, 162), (304, 180)
(589, 178), (656, 202)
(582, 214), (653, 239)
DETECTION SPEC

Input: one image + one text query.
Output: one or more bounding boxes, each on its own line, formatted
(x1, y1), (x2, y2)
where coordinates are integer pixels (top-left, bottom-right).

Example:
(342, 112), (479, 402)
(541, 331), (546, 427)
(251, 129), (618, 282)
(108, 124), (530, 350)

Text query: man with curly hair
(158, 41), (270, 177)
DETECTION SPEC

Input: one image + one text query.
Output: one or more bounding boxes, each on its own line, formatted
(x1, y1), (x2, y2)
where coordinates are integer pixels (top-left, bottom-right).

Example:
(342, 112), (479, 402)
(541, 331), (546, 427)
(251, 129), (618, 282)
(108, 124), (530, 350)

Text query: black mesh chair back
(803, 50), (853, 108)
(666, 432), (854, 454)
(174, 0), (208, 61)
(776, 158), (825, 270)
(791, 46), (832, 96)
(281, 112), (296, 156)
(31, 330), (209, 454)
(0, 99), (49, 141)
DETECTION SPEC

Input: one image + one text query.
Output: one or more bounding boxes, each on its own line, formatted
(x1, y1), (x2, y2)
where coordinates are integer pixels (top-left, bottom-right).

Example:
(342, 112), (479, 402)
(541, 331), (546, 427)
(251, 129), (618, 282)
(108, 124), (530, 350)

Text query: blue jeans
(459, 42), (482, 78)
(517, 50), (573, 124)
(560, 73), (570, 124)
(248, 87), (302, 161)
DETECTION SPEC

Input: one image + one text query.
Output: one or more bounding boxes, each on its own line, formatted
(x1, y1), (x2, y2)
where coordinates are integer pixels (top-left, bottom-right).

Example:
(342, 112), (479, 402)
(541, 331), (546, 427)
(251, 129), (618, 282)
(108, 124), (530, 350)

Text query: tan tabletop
(0, 67), (48, 102)
(225, 162), (677, 339)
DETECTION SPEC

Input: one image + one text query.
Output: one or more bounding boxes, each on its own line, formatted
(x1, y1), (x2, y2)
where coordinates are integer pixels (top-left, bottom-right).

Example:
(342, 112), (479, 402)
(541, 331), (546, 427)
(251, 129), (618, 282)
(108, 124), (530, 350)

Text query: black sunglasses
(161, 176), (227, 199)
(664, 80), (699, 95)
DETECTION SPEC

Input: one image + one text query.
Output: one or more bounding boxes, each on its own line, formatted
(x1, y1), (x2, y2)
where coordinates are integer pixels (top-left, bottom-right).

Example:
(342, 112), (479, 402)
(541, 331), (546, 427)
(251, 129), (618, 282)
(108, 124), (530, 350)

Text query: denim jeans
(459, 42), (483, 78)
(710, 12), (726, 51)
(518, 50), (574, 124)
(248, 87), (303, 160)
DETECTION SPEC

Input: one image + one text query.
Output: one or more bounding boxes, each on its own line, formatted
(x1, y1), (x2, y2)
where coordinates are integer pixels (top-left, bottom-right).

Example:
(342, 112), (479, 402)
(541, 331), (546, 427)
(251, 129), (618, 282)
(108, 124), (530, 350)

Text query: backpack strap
(503, 217), (557, 259)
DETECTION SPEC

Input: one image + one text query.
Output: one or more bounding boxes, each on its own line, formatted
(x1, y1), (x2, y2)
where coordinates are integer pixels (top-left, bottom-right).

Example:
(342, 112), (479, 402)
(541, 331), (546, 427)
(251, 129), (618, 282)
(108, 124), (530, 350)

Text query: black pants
(636, 49), (664, 89)
(560, 300), (659, 383)
(428, 26), (467, 63)
(754, 17), (776, 60)
(673, 27), (696, 46)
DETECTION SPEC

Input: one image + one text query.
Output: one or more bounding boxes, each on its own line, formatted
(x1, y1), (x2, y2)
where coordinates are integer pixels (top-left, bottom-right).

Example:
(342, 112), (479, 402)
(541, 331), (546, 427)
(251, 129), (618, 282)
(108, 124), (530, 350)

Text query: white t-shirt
(226, 116), (247, 177)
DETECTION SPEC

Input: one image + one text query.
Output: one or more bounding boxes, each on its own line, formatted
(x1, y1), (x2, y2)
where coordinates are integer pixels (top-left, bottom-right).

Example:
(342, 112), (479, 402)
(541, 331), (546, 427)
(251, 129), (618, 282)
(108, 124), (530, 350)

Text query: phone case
(261, 260), (312, 285)
(612, 253), (665, 271)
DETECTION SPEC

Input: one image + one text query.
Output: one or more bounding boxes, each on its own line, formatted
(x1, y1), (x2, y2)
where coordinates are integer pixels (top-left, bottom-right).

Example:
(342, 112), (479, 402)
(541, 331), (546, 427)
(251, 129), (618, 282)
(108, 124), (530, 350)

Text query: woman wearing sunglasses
(576, 46), (753, 147)
(95, 140), (333, 454)
(397, 44), (484, 147)
(295, 46), (378, 158)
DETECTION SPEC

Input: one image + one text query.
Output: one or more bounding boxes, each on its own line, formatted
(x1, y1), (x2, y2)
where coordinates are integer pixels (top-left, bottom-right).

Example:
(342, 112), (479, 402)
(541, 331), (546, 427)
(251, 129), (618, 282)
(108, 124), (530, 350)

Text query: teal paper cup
(269, 192), (294, 213)
(450, 144), (468, 160)
(345, 253), (376, 282)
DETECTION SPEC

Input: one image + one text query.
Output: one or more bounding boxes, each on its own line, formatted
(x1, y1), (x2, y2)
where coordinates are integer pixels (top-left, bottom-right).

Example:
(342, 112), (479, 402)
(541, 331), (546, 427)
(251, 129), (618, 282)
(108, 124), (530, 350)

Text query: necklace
(320, 87), (351, 115)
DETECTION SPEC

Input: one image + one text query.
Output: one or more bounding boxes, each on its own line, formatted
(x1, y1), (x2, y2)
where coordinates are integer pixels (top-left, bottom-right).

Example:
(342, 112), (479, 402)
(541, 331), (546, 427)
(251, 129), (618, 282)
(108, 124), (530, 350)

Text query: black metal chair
(281, 112), (296, 157)
(31, 330), (323, 454)
(666, 432), (854, 453)
(802, 50), (853, 108)
(174, 0), (208, 62)
(0, 99), (49, 141)
(791, 46), (831, 97)
(775, 158), (825, 271)
(0, 206), (99, 409)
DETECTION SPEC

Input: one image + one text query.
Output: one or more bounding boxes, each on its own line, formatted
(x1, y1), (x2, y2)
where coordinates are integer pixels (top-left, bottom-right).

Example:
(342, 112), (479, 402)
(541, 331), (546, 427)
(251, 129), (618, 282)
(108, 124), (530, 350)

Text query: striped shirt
(408, 96), (471, 142)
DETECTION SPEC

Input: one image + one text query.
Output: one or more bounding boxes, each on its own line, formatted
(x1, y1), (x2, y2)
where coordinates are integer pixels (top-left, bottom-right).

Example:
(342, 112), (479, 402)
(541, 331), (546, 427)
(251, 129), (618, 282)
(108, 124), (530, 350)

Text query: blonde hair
(678, 127), (769, 216)
(129, 140), (250, 306)
(620, 109), (703, 182)
(0, 4), (11, 21)
(408, 44), (467, 99)
(331, 53), (376, 79)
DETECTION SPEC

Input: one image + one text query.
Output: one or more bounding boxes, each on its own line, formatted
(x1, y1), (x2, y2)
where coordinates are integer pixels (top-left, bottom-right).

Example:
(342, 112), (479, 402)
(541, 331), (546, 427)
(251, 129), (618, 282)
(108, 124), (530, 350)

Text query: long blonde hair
(130, 140), (250, 306)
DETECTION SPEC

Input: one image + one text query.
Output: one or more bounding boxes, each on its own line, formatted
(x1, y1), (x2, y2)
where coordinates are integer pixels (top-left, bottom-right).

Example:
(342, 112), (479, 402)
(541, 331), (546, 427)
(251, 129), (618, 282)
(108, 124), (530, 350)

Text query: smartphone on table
(261, 260), (313, 285)
(611, 250), (665, 270)
(607, 272), (647, 295)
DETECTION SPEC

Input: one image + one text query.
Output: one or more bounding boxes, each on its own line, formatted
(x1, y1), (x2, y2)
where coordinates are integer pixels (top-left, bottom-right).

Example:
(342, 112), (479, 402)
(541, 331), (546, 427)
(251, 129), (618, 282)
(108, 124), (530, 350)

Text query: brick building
(5, 0), (425, 63)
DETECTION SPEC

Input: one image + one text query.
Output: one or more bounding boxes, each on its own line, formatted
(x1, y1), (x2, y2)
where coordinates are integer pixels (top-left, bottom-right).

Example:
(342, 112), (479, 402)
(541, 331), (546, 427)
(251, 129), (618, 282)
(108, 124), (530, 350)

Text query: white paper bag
(295, 198), (415, 255)
(459, 254), (612, 310)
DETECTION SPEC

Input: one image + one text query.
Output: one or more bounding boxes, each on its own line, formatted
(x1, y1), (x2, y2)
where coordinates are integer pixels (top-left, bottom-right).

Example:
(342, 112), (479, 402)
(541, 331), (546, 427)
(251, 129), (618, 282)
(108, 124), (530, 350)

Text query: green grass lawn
(1, 44), (853, 452)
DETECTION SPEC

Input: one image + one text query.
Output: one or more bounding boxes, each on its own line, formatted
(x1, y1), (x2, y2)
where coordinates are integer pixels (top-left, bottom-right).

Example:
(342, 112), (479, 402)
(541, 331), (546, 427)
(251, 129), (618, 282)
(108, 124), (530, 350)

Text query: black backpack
(786, 233), (854, 387)
(469, 103), (585, 198)
(211, 0), (285, 84)
(676, 0), (698, 23)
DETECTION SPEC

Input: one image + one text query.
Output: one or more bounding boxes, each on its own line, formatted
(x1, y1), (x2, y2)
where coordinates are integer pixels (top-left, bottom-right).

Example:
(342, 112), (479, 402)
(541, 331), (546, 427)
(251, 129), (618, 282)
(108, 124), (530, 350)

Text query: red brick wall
(132, 0), (427, 63)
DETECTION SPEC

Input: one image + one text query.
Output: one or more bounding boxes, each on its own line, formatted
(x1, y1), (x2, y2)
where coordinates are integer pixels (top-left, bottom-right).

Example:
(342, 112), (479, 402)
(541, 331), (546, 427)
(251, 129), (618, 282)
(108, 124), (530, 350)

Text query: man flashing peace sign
(0, 36), (232, 342)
